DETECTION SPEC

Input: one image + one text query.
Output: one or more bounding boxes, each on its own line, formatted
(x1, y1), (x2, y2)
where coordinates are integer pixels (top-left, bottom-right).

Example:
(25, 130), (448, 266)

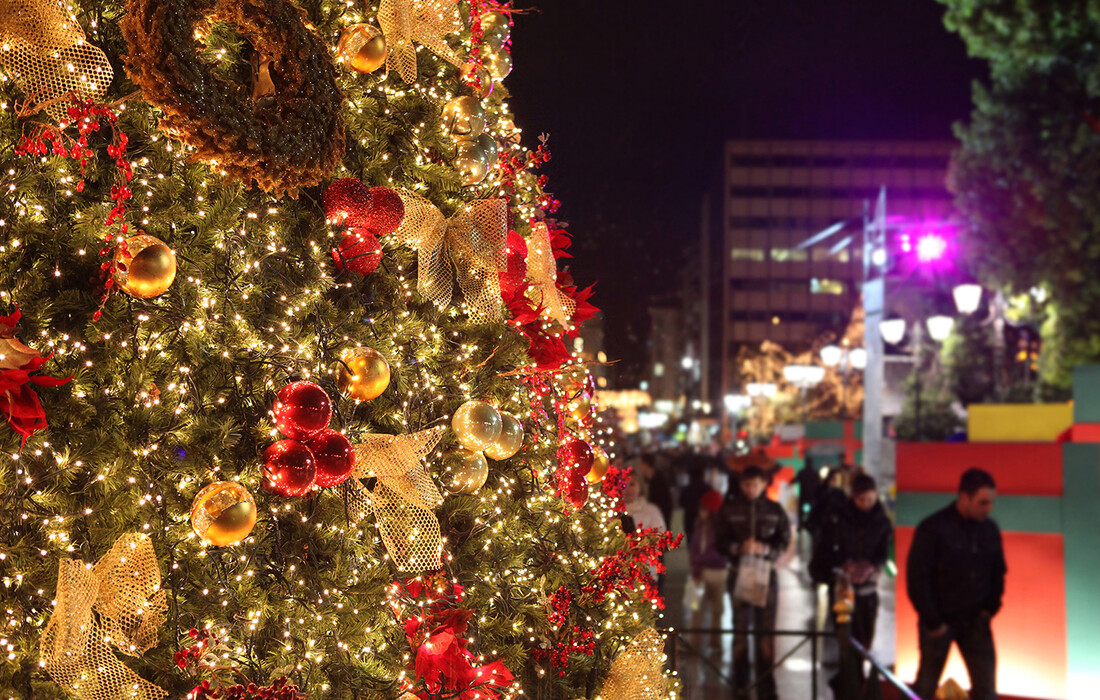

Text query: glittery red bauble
(558, 436), (594, 477)
(363, 187), (405, 237)
(263, 440), (316, 497)
(332, 229), (382, 275)
(307, 429), (355, 488)
(273, 381), (332, 440)
(563, 470), (589, 509)
(323, 178), (373, 228)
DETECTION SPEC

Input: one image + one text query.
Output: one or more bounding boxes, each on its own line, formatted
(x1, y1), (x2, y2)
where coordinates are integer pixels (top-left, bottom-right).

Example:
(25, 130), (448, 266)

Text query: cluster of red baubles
(263, 381), (354, 497)
(556, 436), (593, 509)
(323, 178), (405, 275)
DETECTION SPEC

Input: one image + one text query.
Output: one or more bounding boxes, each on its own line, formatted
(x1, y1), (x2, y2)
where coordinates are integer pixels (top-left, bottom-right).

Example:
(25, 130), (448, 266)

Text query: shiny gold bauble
(482, 49), (512, 81)
(452, 399), (502, 451)
(485, 411), (523, 460)
(337, 24), (387, 74)
(454, 139), (490, 185)
(460, 63), (494, 99)
(441, 96), (486, 138)
(476, 132), (498, 168)
(441, 447), (489, 495)
(559, 366), (590, 396)
(190, 481), (257, 546)
(586, 446), (611, 483)
(337, 347), (391, 401)
(480, 11), (510, 51)
(113, 234), (176, 298)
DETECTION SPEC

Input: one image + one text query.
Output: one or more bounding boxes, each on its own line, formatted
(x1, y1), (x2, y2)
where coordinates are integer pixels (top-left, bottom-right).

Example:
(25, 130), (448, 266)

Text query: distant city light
(916, 234), (948, 262)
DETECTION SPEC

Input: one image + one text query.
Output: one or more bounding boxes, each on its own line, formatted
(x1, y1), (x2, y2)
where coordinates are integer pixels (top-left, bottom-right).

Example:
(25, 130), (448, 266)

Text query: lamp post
(820, 344), (866, 417)
(783, 364), (826, 422)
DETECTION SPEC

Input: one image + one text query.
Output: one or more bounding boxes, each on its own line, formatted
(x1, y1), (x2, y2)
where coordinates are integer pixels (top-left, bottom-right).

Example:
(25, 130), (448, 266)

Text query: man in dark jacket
(717, 465), (792, 700)
(907, 468), (1006, 700)
(816, 474), (893, 648)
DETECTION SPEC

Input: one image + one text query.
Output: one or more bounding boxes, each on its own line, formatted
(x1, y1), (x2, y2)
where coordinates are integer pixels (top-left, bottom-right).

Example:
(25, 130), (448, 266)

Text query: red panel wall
(896, 443), (1063, 496)
(896, 527), (1068, 699)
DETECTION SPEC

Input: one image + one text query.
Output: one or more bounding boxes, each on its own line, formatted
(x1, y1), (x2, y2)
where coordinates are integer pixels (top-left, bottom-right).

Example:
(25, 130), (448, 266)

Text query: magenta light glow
(916, 234), (947, 262)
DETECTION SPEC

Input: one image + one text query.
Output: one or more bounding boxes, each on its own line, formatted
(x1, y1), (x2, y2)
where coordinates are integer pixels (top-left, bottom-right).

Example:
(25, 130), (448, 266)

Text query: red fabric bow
(0, 307), (72, 448)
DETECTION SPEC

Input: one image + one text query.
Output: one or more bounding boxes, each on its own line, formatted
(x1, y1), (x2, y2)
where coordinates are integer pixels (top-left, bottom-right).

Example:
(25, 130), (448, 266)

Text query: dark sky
(506, 0), (986, 384)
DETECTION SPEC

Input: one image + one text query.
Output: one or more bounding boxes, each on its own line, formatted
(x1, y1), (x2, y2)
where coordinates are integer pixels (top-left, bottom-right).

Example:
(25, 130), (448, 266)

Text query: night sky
(506, 0), (987, 384)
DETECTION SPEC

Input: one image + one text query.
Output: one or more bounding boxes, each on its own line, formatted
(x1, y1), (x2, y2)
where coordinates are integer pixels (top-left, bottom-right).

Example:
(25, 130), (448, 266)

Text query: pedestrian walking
(688, 489), (729, 651)
(717, 465), (791, 700)
(907, 468), (1006, 700)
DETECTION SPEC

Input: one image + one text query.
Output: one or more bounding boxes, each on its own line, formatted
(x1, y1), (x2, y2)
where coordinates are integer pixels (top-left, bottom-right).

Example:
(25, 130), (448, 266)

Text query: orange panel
(896, 443), (1063, 496)
(896, 527), (1068, 699)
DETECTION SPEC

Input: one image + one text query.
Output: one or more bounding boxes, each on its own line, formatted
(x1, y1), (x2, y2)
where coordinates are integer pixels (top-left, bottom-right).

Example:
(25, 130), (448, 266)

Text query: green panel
(805, 420), (845, 439)
(853, 449), (862, 468)
(1072, 365), (1100, 423)
(895, 492), (1062, 533)
(1062, 443), (1100, 698)
(853, 421), (863, 441)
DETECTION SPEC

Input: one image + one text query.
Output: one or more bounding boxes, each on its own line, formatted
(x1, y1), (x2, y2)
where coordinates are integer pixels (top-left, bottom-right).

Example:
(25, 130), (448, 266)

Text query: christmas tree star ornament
(344, 426), (446, 572)
(391, 189), (509, 321)
(40, 534), (168, 700)
(376, 0), (465, 83)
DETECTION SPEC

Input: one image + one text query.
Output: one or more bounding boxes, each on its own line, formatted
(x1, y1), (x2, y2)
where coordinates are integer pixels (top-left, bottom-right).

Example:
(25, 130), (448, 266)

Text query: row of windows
(729, 309), (849, 324)
(731, 247), (859, 263)
(728, 185), (951, 201)
(728, 154), (949, 169)
(727, 277), (850, 295)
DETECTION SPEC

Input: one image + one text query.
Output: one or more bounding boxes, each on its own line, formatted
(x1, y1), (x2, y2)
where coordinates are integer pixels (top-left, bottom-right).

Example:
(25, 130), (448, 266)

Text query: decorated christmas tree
(0, 1), (679, 698)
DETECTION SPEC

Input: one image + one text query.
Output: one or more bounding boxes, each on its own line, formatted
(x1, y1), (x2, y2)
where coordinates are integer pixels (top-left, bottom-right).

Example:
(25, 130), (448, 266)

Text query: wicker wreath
(120, 0), (345, 197)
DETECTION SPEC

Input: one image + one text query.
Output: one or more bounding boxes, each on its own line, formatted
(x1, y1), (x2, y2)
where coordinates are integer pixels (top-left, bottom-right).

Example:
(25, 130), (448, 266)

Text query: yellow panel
(968, 403), (1073, 443)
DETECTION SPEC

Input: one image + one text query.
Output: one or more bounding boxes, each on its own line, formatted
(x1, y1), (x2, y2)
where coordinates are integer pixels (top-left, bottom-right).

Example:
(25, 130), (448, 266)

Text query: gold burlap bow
(393, 189), (508, 322)
(40, 533), (168, 700)
(599, 628), (669, 700)
(376, 0), (464, 84)
(525, 222), (577, 328)
(345, 426), (446, 572)
(0, 0), (113, 119)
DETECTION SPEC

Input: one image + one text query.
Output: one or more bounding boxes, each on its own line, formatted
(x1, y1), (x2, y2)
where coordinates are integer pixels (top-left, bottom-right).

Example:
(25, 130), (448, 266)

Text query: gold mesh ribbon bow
(345, 426), (447, 572)
(599, 628), (670, 700)
(40, 533), (168, 700)
(0, 0), (113, 119)
(393, 190), (508, 322)
(376, 0), (464, 83)
(525, 222), (577, 328)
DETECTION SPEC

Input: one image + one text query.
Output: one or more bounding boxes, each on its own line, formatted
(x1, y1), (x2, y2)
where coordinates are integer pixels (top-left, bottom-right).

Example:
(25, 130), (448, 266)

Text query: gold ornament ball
(454, 139), (490, 185)
(441, 96), (486, 138)
(559, 366), (590, 396)
(337, 347), (391, 401)
(190, 481), (257, 546)
(480, 11), (510, 51)
(482, 49), (512, 81)
(485, 411), (523, 460)
(113, 234), (176, 298)
(452, 399), (502, 451)
(441, 447), (489, 495)
(586, 446), (611, 483)
(337, 24), (387, 74)
(476, 132), (499, 168)
(460, 63), (494, 99)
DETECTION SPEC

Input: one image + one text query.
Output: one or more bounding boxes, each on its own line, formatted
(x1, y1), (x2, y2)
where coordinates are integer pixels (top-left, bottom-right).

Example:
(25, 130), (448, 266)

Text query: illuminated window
(731, 248), (765, 261)
(837, 249), (850, 263)
(810, 278), (846, 295)
(770, 248), (808, 262)
(812, 247), (832, 262)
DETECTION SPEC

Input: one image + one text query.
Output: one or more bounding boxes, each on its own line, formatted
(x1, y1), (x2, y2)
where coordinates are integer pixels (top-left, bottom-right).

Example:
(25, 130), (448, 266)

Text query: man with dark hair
(717, 465), (792, 700)
(907, 468), (1006, 700)
(815, 474), (893, 648)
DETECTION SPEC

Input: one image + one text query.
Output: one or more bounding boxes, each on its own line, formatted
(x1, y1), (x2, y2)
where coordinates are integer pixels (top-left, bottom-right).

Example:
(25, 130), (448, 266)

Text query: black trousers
(730, 572), (779, 700)
(912, 616), (997, 700)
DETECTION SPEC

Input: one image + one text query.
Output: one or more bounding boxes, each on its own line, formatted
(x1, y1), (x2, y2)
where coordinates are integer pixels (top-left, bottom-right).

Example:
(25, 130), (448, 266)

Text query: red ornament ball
(332, 229), (382, 275)
(563, 470), (589, 509)
(273, 381), (332, 441)
(323, 178), (373, 228)
(557, 436), (594, 477)
(363, 187), (405, 237)
(307, 429), (355, 488)
(263, 440), (316, 497)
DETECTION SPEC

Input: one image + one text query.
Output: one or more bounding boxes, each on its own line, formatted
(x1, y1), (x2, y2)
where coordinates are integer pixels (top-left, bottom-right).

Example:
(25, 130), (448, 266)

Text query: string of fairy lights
(0, 1), (676, 698)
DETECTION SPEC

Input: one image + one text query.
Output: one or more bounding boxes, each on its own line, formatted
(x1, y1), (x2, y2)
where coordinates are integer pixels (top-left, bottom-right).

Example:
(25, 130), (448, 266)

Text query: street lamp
(746, 382), (778, 398)
(880, 317), (907, 345)
(926, 315), (955, 343)
(783, 364), (826, 388)
(848, 347), (867, 370)
(820, 344), (844, 367)
(953, 283), (983, 315)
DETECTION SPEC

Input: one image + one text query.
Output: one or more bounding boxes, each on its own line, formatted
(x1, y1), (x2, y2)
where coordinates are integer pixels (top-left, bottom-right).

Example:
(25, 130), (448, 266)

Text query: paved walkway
(659, 510), (897, 700)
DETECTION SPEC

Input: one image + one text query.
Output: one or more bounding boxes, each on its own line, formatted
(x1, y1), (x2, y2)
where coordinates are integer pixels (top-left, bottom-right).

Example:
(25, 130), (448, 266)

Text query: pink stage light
(916, 234), (947, 262)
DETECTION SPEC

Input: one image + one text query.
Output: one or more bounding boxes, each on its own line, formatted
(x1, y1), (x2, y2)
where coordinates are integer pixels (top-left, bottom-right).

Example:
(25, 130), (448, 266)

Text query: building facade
(721, 139), (954, 397)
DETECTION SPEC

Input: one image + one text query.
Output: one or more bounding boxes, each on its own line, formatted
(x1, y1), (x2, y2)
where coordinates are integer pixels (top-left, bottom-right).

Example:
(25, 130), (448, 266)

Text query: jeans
(912, 616), (997, 700)
(730, 571), (779, 700)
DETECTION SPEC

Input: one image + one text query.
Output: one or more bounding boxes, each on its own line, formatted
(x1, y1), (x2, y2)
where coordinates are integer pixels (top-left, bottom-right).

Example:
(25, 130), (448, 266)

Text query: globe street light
(820, 344), (844, 368)
(953, 283), (983, 315)
(880, 317), (907, 345)
(926, 315), (955, 343)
